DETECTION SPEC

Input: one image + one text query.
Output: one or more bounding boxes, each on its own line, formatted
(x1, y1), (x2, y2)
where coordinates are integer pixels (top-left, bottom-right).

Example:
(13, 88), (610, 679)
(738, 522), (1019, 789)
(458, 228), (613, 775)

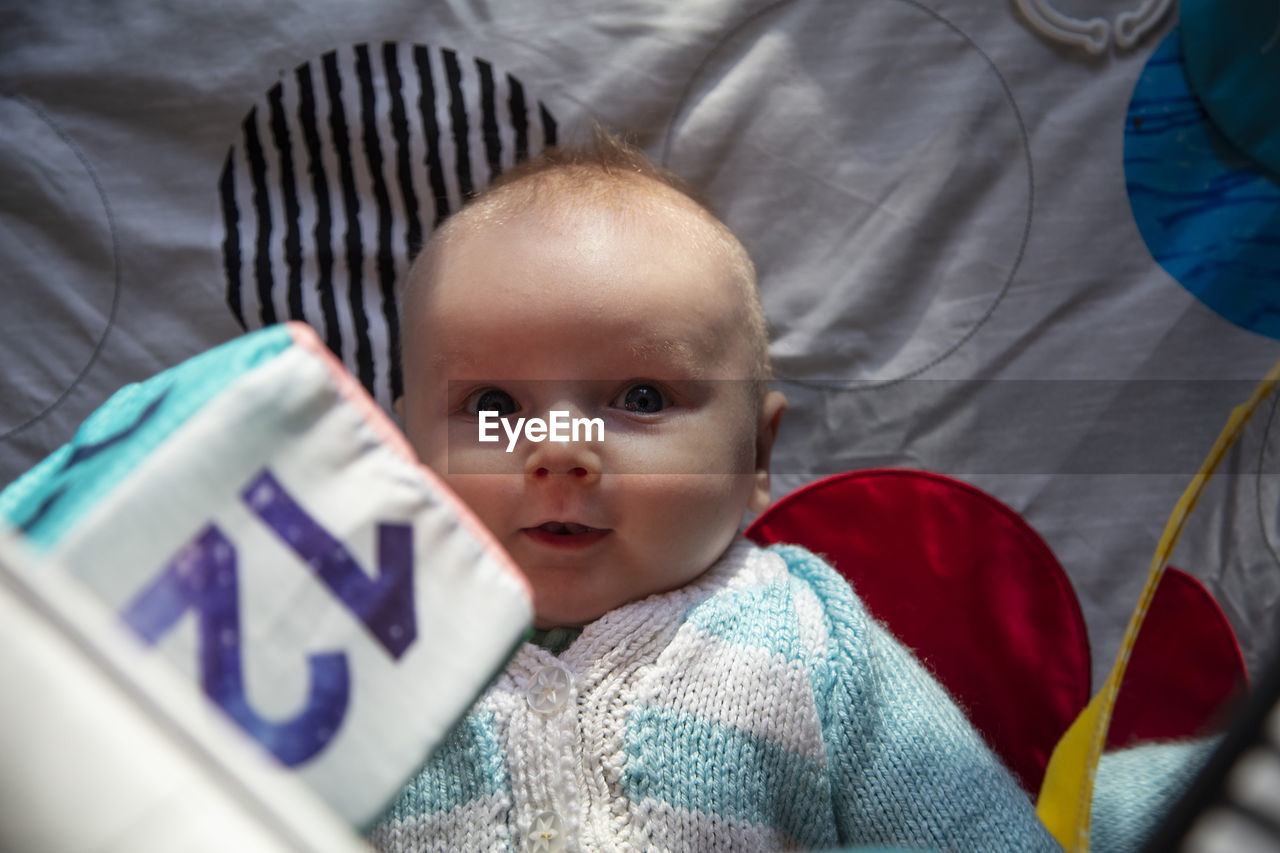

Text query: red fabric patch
(1107, 566), (1247, 749)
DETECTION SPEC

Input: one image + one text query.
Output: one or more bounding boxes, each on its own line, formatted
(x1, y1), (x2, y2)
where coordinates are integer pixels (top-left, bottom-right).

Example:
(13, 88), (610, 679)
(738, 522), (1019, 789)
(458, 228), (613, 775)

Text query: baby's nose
(524, 436), (602, 484)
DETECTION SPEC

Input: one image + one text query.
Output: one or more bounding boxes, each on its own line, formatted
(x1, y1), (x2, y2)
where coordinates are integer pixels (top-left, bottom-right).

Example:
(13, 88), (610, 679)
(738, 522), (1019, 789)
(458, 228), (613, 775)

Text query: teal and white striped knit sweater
(369, 540), (1061, 852)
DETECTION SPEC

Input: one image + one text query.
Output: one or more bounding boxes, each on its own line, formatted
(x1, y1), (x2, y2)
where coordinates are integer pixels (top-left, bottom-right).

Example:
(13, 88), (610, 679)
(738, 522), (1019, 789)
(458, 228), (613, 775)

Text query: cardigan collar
(505, 537), (766, 685)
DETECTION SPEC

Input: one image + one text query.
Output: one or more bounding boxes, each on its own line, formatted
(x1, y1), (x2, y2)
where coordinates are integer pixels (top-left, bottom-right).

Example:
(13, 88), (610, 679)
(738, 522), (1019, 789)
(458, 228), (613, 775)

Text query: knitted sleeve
(1089, 738), (1217, 853)
(773, 544), (1063, 852)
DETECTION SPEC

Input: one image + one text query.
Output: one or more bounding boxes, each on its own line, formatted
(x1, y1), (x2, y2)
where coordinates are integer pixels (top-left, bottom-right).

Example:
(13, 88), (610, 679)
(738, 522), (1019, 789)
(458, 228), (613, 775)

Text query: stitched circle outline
(660, 0), (1034, 390)
(0, 94), (121, 440)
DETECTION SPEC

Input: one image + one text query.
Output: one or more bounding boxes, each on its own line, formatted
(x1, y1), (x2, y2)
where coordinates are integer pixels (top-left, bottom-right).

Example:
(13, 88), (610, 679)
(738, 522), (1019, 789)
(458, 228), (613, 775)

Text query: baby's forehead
(419, 184), (742, 302)
(413, 240), (746, 376)
(401, 167), (765, 379)
(456, 170), (719, 245)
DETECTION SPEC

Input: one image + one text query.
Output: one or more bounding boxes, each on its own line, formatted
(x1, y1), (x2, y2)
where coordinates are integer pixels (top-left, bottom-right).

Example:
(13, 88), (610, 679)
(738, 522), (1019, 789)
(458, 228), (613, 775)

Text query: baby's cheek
(648, 473), (748, 535)
(691, 410), (758, 476)
(664, 474), (751, 579)
(439, 473), (517, 533)
(438, 422), (521, 475)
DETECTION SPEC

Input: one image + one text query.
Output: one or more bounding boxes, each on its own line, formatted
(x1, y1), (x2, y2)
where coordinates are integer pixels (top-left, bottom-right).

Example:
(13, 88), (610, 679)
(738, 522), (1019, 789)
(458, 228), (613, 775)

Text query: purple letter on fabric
(121, 524), (350, 766)
(240, 469), (418, 658)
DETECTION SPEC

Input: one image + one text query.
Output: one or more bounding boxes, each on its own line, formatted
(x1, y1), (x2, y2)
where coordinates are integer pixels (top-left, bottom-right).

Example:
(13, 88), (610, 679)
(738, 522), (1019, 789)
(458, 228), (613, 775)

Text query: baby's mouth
(523, 521), (611, 548)
(534, 521), (606, 536)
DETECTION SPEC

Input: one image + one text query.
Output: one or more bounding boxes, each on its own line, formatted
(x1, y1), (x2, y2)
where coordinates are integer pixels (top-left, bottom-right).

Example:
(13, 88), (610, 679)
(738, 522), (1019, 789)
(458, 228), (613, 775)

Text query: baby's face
(400, 201), (780, 628)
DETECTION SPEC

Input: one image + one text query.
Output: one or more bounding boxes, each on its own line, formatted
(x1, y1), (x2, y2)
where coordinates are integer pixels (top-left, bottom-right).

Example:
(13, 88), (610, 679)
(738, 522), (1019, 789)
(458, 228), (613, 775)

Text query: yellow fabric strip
(1036, 362), (1280, 851)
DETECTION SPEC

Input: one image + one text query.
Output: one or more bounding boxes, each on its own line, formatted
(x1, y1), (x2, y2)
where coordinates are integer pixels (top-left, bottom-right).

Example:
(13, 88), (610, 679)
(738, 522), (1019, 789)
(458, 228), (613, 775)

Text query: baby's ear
(749, 390), (787, 514)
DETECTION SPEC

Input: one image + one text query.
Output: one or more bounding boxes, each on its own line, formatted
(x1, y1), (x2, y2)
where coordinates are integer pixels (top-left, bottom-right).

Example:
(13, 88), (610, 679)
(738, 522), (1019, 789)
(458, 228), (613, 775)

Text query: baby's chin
(529, 587), (640, 630)
(529, 578), (699, 630)
(533, 619), (585, 631)
(531, 606), (604, 631)
(520, 546), (731, 629)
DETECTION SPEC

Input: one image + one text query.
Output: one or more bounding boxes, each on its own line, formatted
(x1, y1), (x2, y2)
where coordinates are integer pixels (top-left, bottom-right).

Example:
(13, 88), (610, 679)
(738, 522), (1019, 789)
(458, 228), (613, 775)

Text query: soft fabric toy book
(0, 322), (533, 849)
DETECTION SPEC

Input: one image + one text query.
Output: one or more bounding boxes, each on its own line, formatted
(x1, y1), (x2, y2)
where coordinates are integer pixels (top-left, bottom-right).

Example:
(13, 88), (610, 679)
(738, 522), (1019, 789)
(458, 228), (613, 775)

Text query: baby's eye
(613, 383), (666, 414)
(466, 387), (520, 417)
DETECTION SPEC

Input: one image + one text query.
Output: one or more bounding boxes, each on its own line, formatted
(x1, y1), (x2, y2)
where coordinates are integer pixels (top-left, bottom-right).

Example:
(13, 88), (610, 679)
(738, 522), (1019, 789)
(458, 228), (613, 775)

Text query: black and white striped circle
(219, 42), (558, 408)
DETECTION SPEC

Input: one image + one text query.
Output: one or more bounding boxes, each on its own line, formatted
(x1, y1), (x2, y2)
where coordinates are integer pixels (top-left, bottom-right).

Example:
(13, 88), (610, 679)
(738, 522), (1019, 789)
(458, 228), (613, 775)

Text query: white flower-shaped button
(525, 810), (565, 853)
(525, 665), (572, 715)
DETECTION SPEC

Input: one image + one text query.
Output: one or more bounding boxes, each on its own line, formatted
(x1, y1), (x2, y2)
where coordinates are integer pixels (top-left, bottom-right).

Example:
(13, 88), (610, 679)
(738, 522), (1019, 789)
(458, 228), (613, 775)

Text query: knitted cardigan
(368, 540), (1062, 852)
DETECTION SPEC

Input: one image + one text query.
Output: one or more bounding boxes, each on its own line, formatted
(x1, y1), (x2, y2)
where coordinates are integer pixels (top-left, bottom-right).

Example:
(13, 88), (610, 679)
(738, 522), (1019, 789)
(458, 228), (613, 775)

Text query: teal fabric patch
(623, 704), (831, 846)
(0, 325), (294, 550)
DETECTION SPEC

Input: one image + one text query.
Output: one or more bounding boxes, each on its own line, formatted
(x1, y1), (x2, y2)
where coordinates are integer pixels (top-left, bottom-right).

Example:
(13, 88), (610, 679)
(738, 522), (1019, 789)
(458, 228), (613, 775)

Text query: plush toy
(0, 321), (532, 841)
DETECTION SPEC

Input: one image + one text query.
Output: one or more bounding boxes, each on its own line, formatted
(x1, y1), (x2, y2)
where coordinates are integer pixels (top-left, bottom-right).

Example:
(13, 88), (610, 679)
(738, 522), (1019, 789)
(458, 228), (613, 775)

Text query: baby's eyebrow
(628, 338), (707, 376)
(429, 347), (476, 370)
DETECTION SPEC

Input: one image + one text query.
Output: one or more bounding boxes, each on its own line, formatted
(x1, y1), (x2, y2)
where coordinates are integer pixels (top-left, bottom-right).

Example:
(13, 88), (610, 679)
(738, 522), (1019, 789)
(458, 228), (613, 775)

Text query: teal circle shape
(1125, 28), (1280, 339)
(1181, 0), (1280, 179)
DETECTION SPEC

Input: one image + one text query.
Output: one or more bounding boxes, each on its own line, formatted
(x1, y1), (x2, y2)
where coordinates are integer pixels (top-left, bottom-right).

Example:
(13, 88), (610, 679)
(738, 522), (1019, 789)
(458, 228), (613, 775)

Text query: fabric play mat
(4, 0), (1280, 792)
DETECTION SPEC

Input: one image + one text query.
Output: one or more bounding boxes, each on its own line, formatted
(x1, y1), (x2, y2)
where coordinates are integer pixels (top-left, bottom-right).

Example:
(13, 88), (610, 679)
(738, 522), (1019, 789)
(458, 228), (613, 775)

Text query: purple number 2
(120, 468), (418, 766)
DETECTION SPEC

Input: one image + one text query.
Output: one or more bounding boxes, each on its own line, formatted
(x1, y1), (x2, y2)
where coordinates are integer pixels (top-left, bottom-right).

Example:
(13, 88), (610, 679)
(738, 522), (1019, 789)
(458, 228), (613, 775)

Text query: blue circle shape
(1181, 0), (1280, 179)
(1125, 28), (1280, 339)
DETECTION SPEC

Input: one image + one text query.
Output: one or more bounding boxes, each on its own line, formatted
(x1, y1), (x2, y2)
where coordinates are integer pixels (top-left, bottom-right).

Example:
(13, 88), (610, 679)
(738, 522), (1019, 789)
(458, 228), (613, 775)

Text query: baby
(373, 133), (1062, 851)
